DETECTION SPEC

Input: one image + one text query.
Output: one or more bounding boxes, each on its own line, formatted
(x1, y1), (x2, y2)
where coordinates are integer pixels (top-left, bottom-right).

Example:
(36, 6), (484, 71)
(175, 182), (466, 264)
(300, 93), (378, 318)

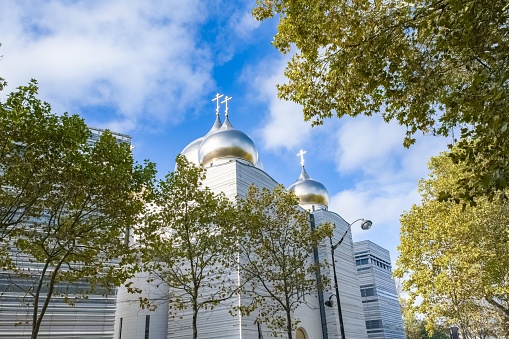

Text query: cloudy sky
(0, 0), (449, 266)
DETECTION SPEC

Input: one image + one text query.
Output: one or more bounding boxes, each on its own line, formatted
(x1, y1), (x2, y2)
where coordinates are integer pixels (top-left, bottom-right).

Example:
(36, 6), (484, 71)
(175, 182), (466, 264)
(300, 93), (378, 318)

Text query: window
(360, 287), (376, 297)
(145, 315), (150, 339)
(355, 258), (369, 266)
(366, 319), (383, 329)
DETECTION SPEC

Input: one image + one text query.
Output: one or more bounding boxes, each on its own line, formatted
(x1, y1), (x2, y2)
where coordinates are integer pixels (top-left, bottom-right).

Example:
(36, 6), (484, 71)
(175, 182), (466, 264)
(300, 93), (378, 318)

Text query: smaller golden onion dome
(198, 117), (259, 167)
(288, 166), (329, 210)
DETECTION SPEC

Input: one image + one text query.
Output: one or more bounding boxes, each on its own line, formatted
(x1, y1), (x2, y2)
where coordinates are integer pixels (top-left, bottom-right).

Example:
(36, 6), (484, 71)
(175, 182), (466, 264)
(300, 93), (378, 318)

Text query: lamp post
(329, 218), (372, 339)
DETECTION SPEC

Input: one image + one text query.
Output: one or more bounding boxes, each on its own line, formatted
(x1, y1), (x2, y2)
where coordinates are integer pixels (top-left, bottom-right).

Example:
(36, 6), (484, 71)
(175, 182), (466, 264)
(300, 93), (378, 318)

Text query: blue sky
(0, 0), (449, 267)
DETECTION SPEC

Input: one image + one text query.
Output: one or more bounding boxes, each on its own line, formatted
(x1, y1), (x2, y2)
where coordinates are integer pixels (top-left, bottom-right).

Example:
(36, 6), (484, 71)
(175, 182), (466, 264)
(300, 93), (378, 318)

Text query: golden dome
(288, 166), (329, 210)
(179, 115), (222, 166)
(198, 117), (258, 167)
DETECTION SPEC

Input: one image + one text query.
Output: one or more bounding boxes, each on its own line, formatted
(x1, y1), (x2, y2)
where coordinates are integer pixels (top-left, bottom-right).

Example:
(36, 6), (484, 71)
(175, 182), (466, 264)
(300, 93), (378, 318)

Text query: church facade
(113, 96), (369, 339)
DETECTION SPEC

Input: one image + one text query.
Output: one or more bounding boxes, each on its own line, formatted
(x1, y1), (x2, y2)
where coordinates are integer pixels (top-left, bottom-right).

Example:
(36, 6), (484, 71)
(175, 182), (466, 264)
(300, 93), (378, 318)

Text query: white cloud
(329, 115), (449, 264)
(247, 56), (314, 150)
(0, 0), (213, 132)
(329, 182), (420, 265)
(334, 115), (448, 181)
(259, 97), (312, 150)
(335, 116), (406, 174)
(229, 11), (261, 39)
(330, 182), (419, 231)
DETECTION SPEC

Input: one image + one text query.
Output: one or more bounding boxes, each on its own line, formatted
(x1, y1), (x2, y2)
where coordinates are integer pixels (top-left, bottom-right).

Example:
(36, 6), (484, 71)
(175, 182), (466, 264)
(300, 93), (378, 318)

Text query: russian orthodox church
(113, 95), (368, 339)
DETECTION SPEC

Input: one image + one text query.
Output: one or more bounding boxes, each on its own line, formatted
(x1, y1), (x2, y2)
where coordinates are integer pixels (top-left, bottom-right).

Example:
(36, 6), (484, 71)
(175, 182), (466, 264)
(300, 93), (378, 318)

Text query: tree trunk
(31, 260), (50, 339)
(32, 257), (65, 339)
(193, 306), (198, 339)
(286, 305), (293, 339)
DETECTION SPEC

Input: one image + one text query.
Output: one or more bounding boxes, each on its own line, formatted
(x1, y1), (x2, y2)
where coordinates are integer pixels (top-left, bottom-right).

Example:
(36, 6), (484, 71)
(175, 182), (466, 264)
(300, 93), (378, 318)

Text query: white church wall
(202, 160), (279, 200)
(201, 160), (281, 338)
(314, 210), (369, 339)
(165, 263), (241, 339)
(114, 272), (169, 339)
(238, 275), (323, 339)
(202, 161), (240, 200)
(113, 158), (368, 339)
(167, 302), (242, 338)
(292, 271), (326, 339)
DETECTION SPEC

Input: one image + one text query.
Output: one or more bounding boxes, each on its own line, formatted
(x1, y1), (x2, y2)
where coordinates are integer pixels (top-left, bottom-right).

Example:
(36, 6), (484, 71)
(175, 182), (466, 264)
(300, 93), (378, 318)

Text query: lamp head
(325, 294), (335, 307)
(361, 219), (373, 230)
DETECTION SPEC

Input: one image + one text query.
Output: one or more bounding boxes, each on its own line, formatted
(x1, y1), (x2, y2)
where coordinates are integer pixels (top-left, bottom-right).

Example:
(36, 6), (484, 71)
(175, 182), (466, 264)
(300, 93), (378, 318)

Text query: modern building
(354, 240), (405, 339)
(113, 101), (369, 339)
(0, 128), (130, 339)
(87, 126), (132, 146)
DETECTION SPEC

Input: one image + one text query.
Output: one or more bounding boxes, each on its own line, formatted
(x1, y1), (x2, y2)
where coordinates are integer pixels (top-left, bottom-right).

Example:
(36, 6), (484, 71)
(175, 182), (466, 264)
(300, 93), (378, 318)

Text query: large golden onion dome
(255, 158), (264, 170)
(198, 116), (259, 167)
(288, 166), (329, 210)
(180, 114), (222, 166)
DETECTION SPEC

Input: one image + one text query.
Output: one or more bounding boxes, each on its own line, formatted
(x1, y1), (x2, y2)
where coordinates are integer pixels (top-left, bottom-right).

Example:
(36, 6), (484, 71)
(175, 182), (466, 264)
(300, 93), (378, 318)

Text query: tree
(395, 152), (509, 337)
(235, 185), (332, 339)
(400, 294), (450, 339)
(253, 0), (509, 202)
(0, 80), (156, 338)
(0, 81), (67, 247)
(137, 155), (238, 339)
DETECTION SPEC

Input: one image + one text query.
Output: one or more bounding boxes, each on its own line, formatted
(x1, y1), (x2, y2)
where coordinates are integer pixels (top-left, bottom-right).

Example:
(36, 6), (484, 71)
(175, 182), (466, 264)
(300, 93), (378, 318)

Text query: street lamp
(449, 326), (459, 339)
(328, 218), (372, 339)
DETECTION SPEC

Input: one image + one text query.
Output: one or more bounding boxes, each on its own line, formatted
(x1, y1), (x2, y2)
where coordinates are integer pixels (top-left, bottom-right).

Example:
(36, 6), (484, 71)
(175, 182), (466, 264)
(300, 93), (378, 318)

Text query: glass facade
(354, 241), (405, 339)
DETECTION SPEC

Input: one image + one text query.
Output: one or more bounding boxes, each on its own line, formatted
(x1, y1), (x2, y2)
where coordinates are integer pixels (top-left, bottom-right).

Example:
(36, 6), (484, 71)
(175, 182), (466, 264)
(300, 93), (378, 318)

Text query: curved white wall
(114, 272), (169, 339)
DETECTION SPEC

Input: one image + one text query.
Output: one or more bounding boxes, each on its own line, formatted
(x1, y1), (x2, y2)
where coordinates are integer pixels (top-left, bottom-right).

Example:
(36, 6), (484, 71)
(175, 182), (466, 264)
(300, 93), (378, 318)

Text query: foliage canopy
(253, 0), (509, 202)
(0, 80), (156, 338)
(395, 152), (509, 337)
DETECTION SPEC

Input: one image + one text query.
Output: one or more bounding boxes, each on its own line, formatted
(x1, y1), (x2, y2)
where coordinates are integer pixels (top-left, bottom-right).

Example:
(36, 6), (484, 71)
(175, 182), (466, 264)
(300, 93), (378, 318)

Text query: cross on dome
(212, 93), (224, 116)
(297, 149), (307, 167)
(221, 96), (232, 117)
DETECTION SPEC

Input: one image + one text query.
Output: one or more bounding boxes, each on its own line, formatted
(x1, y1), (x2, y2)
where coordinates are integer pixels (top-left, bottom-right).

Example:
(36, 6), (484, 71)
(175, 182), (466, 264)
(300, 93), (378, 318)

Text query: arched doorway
(296, 327), (308, 339)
